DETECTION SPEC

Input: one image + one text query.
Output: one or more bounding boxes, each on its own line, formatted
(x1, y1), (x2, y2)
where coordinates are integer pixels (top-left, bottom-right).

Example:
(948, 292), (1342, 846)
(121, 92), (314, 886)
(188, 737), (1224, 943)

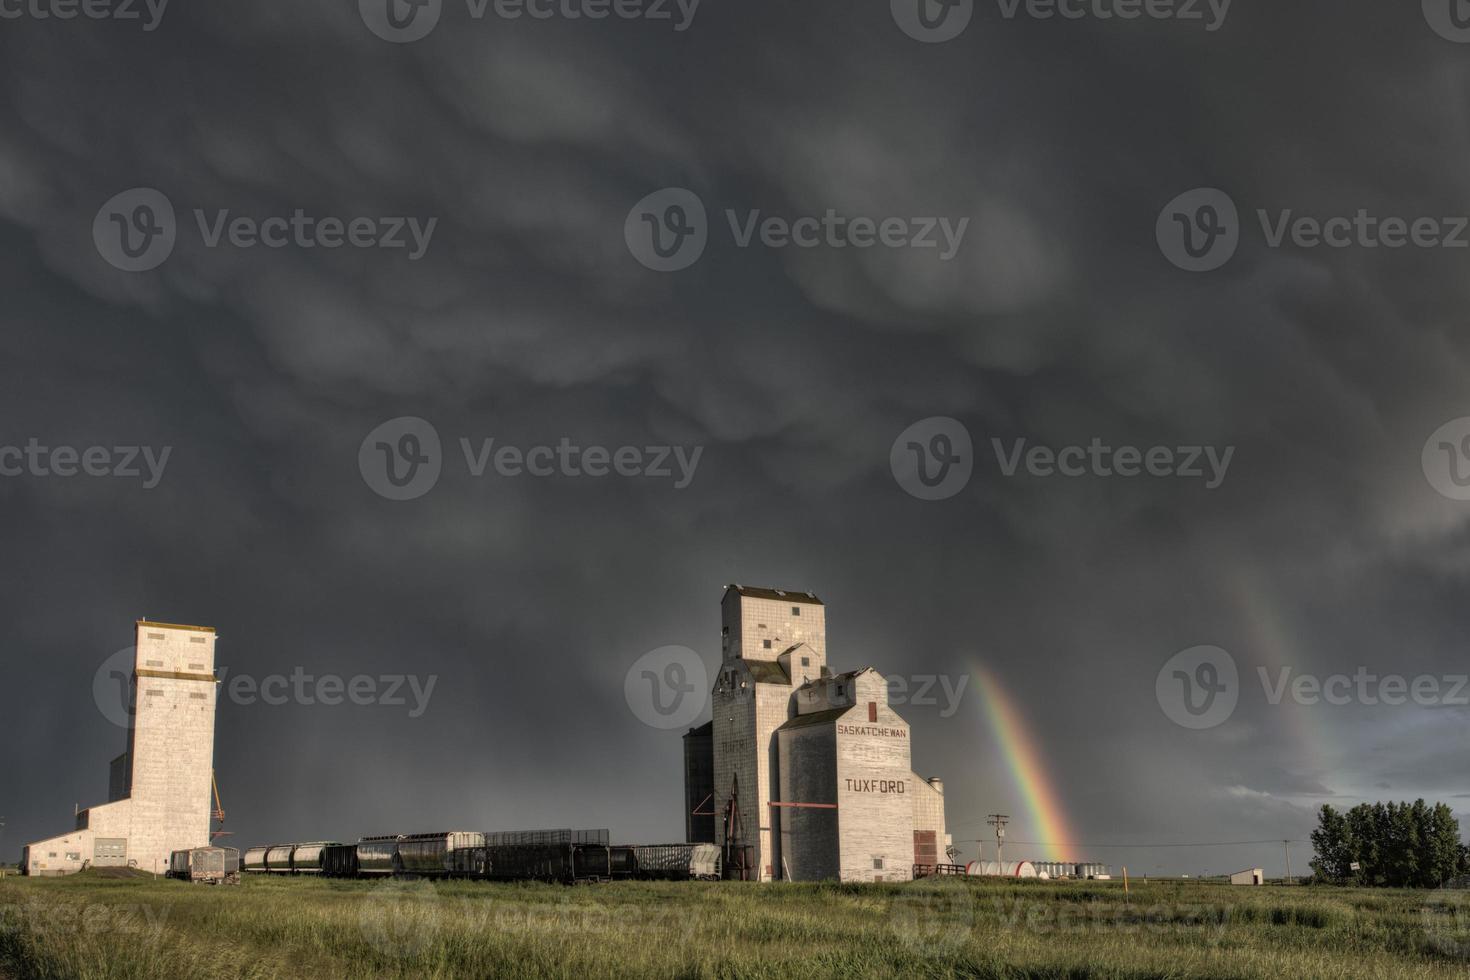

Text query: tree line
(1310, 800), (1469, 887)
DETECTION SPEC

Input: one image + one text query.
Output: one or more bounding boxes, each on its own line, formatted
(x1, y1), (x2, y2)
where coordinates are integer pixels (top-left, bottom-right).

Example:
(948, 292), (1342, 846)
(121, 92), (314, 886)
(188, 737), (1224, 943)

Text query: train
(167, 846), (241, 885)
(242, 831), (722, 884)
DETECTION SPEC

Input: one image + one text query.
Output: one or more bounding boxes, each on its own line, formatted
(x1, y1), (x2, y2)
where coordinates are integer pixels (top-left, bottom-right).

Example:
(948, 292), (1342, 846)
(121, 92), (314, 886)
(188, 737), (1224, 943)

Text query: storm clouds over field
(2, 0), (1468, 875)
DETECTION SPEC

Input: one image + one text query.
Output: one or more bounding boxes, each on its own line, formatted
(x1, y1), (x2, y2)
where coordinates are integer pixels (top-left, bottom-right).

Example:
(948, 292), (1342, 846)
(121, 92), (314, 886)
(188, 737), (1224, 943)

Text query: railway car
(397, 832), (486, 876)
(242, 846), (270, 873)
(572, 843), (613, 881)
(483, 829), (610, 846)
(630, 843), (722, 880)
(322, 843), (359, 878)
(448, 845), (488, 876)
(476, 842), (616, 883)
(264, 844), (296, 873)
(285, 842), (339, 875)
(609, 845), (637, 879)
(356, 835), (401, 876)
(168, 847), (241, 885)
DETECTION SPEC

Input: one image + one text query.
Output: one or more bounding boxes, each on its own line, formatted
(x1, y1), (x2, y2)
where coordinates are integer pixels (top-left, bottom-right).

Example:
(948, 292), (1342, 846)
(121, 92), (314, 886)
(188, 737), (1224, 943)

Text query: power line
(986, 814), (1009, 864)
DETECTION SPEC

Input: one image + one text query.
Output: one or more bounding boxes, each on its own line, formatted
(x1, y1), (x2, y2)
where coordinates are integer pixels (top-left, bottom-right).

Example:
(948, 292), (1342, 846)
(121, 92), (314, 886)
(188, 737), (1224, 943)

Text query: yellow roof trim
(136, 668), (217, 683)
(136, 620), (216, 634)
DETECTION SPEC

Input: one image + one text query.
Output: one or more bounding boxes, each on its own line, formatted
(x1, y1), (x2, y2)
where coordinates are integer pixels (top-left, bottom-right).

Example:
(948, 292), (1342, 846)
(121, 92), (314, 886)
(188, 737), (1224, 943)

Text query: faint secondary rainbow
(973, 665), (1080, 862)
(1226, 568), (1337, 783)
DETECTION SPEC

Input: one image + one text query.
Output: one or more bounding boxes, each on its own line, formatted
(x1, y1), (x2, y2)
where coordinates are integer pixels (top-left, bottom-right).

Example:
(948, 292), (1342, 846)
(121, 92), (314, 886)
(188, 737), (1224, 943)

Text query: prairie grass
(0, 872), (1466, 979)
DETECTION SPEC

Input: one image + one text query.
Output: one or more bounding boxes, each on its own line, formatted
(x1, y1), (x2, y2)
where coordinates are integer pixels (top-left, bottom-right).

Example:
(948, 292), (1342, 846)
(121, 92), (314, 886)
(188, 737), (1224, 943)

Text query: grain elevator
(686, 585), (949, 881)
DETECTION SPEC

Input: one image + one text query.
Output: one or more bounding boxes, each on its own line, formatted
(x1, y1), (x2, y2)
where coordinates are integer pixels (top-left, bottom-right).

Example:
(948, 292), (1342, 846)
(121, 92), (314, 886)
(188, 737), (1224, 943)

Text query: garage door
(93, 838), (128, 867)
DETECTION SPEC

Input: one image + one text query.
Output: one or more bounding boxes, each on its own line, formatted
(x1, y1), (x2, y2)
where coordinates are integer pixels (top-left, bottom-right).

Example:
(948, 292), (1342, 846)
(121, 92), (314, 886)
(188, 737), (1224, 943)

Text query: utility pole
(1283, 841), (1291, 883)
(987, 814), (1010, 865)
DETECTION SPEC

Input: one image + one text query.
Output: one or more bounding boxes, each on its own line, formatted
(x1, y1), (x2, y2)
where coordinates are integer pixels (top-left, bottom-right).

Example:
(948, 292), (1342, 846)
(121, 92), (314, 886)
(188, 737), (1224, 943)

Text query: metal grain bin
(264, 845), (295, 873)
(964, 860), (1038, 878)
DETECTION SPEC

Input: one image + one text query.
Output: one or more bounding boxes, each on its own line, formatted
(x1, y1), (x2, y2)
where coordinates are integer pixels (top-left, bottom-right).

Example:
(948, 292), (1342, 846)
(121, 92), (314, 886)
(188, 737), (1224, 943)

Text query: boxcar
(168, 847), (241, 885)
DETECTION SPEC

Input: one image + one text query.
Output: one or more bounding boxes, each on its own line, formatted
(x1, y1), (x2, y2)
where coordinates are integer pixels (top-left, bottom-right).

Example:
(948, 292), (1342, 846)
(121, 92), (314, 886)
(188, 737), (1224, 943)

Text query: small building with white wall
(1230, 868), (1264, 885)
(22, 621), (218, 876)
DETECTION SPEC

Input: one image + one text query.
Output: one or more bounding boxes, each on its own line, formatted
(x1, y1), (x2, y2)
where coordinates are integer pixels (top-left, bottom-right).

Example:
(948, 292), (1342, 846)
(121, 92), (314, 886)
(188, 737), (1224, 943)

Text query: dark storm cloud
(1, 0), (1467, 875)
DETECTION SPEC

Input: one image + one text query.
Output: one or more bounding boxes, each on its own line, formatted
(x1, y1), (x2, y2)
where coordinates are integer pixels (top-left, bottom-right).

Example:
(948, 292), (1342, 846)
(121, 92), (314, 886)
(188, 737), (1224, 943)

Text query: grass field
(1, 871), (1468, 979)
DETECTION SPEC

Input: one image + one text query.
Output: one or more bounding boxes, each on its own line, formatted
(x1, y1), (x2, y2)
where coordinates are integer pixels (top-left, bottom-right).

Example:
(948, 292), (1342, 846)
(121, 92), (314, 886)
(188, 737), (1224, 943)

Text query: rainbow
(972, 665), (1080, 862)
(1226, 568), (1334, 779)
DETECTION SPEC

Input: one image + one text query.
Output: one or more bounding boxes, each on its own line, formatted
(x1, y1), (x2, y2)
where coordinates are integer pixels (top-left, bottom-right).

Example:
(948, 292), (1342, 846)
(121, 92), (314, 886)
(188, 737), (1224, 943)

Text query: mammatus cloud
(1, 0), (1467, 873)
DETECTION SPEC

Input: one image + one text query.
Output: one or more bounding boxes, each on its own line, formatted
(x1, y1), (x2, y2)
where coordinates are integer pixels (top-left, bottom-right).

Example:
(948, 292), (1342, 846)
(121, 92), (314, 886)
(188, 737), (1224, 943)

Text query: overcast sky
(3, 0), (1468, 879)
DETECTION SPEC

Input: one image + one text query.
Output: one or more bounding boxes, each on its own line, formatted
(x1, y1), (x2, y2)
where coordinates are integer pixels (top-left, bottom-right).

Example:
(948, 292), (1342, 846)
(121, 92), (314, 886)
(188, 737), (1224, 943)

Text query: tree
(1309, 805), (1354, 883)
(1310, 799), (1467, 887)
